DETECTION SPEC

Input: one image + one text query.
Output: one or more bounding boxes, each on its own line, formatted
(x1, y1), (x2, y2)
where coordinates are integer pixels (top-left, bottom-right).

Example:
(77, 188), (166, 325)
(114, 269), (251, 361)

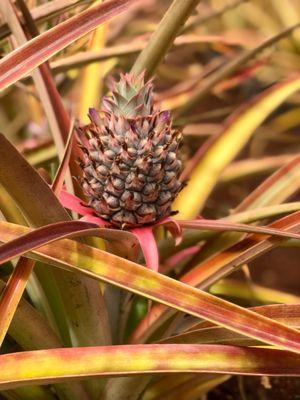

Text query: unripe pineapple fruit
(78, 73), (183, 229)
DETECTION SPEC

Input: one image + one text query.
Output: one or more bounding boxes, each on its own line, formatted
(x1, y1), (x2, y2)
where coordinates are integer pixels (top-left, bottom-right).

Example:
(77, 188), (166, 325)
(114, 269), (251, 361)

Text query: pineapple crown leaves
(104, 72), (154, 118)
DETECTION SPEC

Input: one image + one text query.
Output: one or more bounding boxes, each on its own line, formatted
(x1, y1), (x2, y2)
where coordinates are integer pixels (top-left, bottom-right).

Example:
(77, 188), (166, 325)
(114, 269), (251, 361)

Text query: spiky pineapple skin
(78, 73), (183, 229)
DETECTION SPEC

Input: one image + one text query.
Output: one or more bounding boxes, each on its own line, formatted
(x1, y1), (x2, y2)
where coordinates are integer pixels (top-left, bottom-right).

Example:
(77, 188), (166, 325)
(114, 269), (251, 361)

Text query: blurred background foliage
(0, 1), (300, 399)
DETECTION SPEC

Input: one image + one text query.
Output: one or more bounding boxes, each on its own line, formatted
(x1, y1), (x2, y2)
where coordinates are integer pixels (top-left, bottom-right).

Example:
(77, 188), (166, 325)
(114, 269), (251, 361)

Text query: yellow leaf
(174, 77), (300, 219)
(78, 0), (117, 123)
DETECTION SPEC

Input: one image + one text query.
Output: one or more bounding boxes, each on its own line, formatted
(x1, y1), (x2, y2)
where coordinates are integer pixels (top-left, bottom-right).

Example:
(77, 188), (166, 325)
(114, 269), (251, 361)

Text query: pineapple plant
(1, 1), (300, 400)
(78, 73), (183, 229)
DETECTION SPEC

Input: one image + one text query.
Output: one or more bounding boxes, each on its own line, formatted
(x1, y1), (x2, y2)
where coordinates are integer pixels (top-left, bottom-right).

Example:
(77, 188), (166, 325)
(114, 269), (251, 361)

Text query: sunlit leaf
(210, 279), (300, 305)
(178, 218), (300, 240)
(1, 344), (300, 390)
(131, 0), (200, 79)
(0, 134), (112, 361)
(0, 0), (139, 90)
(174, 78), (300, 218)
(0, 221), (300, 353)
(163, 304), (300, 346)
(131, 211), (300, 343)
(236, 155), (300, 211)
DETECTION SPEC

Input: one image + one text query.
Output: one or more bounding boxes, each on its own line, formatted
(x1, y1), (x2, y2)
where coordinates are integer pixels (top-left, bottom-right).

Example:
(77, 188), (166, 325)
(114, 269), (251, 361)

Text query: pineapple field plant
(0, 0), (299, 400)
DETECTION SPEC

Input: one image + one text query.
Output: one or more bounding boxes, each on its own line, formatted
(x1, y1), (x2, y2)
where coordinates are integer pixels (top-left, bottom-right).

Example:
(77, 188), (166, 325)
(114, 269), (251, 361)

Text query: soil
(208, 376), (300, 400)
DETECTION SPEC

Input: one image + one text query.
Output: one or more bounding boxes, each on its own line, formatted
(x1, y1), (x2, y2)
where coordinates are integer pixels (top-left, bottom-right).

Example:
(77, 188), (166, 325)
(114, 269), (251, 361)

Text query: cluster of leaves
(0, 0), (299, 399)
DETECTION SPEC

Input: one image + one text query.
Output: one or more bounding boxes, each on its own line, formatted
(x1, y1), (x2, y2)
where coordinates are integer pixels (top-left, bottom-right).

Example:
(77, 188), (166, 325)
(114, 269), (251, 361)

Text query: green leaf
(0, 0), (138, 90)
(0, 133), (111, 359)
(163, 304), (300, 346)
(1, 345), (300, 390)
(131, 0), (200, 79)
(0, 221), (300, 354)
(130, 211), (300, 343)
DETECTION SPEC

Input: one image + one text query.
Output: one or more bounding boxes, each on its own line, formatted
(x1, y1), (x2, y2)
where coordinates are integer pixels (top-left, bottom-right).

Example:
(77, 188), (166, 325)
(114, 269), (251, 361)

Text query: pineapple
(78, 72), (183, 229)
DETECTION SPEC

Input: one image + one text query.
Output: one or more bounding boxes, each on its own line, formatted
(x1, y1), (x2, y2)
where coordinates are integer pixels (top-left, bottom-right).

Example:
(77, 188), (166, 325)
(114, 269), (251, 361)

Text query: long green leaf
(1, 385), (57, 400)
(131, 211), (300, 343)
(0, 0), (139, 90)
(0, 278), (90, 400)
(190, 155), (300, 266)
(144, 374), (229, 400)
(1, 0), (70, 159)
(0, 134), (111, 352)
(1, 217), (300, 267)
(0, 221), (300, 354)
(160, 201), (300, 262)
(163, 304), (300, 346)
(236, 155), (300, 211)
(131, 0), (200, 79)
(0, 345), (300, 390)
(0, 258), (35, 347)
(0, 0), (94, 41)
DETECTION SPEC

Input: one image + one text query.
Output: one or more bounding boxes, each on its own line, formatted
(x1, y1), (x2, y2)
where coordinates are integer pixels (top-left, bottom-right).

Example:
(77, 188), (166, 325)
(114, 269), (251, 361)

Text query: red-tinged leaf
(178, 218), (300, 241)
(188, 155), (300, 274)
(130, 211), (300, 343)
(61, 190), (179, 270)
(184, 304), (300, 333)
(1, 345), (300, 390)
(161, 246), (200, 274)
(79, 214), (106, 227)
(210, 278), (300, 306)
(1, 222), (300, 354)
(164, 304), (300, 346)
(77, 218), (139, 257)
(2, 287), (90, 400)
(0, 219), (138, 267)
(0, 136), (112, 363)
(160, 202), (300, 264)
(156, 217), (183, 245)
(0, 221), (100, 265)
(0, 0), (139, 91)
(0, 214), (132, 354)
(0, 0), (82, 197)
(0, 258), (35, 346)
(0, 125), (77, 354)
(0, 112), (78, 356)
(251, 304), (300, 326)
(131, 227), (159, 272)
(59, 189), (94, 216)
(183, 211), (300, 288)
(0, 134), (70, 225)
(0, 0), (92, 42)
(52, 122), (75, 195)
(0, 253), (88, 400)
(236, 155), (300, 212)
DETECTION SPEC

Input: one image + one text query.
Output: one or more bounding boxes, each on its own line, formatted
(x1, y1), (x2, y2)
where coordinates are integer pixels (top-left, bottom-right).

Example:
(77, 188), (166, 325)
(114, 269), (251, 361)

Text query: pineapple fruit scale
(78, 72), (183, 229)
